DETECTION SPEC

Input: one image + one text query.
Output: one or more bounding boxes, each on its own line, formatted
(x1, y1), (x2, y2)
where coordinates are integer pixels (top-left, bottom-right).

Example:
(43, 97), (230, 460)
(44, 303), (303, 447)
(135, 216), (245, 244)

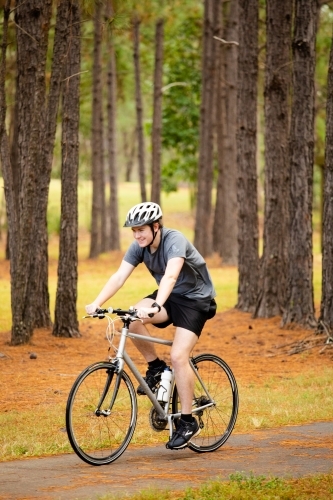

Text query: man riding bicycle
(85, 202), (217, 449)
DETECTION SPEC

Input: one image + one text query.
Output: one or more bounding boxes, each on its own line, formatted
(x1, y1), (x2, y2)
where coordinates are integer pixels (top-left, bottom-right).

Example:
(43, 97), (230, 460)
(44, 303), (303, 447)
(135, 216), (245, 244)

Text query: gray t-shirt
(123, 228), (216, 304)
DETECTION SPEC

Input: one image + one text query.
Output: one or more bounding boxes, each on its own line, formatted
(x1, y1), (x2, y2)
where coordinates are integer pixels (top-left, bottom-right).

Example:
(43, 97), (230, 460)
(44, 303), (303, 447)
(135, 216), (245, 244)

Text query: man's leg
(170, 326), (198, 413)
(130, 298), (169, 361)
(166, 326), (200, 449)
(130, 298), (170, 395)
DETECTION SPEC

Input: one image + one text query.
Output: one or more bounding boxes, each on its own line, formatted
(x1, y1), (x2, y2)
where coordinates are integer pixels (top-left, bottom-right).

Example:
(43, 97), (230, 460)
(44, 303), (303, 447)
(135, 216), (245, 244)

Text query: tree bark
(0, 2), (12, 263)
(150, 18), (164, 206)
(89, 0), (105, 258)
(236, 0), (260, 313)
(213, 1), (225, 257)
(194, 0), (219, 257)
(27, 0), (75, 330)
(1, 0), (75, 343)
(105, 0), (120, 251)
(319, 26), (333, 332)
(254, 0), (292, 318)
(124, 129), (136, 182)
(2, 0), (54, 344)
(133, 15), (147, 202)
(213, 0), (239, 265)
(282, 0), (318, 328)
(53, 0), (81, 338)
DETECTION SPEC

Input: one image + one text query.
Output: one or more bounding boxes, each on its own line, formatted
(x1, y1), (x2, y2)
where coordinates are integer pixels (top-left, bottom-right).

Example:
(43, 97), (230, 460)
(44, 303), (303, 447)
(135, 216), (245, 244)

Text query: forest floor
(1, 308), (333, 500)
(1, 306), (333, 414)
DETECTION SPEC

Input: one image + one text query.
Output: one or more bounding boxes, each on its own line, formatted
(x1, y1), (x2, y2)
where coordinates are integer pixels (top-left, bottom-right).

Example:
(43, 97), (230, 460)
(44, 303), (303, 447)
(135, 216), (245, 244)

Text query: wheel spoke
(172, 354), (238, 452)
(66, 363), (137, 465)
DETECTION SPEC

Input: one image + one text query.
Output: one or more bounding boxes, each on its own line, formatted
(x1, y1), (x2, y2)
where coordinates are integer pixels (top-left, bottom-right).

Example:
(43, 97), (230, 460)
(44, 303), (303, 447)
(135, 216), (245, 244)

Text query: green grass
(95, 472), (333, 499)
(0, 405), (72, 459)
(1, 367), (332, 462)
(236, 368), (333, 432)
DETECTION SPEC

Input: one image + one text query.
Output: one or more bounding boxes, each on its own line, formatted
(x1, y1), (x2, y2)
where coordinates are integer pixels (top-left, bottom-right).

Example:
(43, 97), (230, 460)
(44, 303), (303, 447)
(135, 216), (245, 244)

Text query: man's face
(131, 225), (153, 247)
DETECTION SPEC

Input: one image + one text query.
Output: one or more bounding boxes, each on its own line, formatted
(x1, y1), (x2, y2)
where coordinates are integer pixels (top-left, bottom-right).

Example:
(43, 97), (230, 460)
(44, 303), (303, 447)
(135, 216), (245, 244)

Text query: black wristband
(151, 302), (161, 312)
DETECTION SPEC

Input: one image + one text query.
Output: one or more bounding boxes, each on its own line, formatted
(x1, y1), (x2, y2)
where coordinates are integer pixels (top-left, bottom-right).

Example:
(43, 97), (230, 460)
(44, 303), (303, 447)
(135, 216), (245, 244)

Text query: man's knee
(170, 346), (188, 367)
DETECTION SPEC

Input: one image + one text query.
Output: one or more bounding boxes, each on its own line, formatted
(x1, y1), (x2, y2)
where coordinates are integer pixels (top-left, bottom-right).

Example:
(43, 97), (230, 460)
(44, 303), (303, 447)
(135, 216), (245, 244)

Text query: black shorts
(145, 291), (217, 337)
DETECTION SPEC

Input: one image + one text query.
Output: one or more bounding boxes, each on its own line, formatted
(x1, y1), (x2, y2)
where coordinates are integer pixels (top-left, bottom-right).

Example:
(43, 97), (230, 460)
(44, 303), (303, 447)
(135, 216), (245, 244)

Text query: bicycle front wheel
(172, 353), (238, 453)
(66, 362), (137, 466)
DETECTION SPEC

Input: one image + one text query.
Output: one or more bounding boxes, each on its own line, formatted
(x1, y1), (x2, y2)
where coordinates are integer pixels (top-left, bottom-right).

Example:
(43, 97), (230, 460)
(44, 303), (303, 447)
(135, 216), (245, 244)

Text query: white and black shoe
(166, 418), (200, 450)
(137, 361), (167, 395)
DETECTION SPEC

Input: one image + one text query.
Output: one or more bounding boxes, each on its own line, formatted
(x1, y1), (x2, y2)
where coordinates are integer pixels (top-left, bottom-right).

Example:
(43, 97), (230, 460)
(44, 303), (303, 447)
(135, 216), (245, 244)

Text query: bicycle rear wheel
(172, 353), (238, 453)
(66, 362), (137, 466)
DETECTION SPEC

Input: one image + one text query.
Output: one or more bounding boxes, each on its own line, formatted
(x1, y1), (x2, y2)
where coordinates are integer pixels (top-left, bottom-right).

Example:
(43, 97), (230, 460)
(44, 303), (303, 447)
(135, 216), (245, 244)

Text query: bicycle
(66, 306), (239, 466)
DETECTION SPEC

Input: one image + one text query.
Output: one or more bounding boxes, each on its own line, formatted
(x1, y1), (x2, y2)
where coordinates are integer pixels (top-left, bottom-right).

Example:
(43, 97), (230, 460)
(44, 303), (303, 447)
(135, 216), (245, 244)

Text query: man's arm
(85, 260), (135, 314)
(154, 257), (184, 307)
(136, 257), (184, 319)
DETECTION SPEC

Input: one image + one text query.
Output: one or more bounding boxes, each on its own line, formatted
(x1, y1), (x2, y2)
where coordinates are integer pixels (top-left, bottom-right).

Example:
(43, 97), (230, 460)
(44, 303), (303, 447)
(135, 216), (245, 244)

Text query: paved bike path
(1, 422), (332, 500)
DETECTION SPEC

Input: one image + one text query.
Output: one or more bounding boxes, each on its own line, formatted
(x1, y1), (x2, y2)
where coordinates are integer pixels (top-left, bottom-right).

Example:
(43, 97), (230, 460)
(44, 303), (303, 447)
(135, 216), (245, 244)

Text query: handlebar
(88, 307), (155, 320)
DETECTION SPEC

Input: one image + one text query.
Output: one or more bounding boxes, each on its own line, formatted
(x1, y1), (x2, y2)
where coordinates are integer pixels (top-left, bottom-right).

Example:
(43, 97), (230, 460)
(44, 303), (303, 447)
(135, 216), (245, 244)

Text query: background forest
(1, 0), (333, 345)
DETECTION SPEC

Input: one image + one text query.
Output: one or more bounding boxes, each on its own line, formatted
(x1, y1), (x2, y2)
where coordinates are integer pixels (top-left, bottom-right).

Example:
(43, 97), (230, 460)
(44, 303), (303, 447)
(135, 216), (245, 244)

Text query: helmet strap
(146, 223), (159, 247)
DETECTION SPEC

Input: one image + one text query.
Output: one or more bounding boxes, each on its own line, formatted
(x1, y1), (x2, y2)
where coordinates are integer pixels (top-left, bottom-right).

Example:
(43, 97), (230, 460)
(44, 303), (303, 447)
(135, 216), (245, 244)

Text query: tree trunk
(105, 0), (120, 251)
(282, 0), (318, 328)
(89, 0), (105, 258)
(254, 0), (292, 318)
(1, 0), (75, 343)
(53, 0), (81, 338)
(213, 0), (239, 265)
(319, 26), (333, 332)
(213, 2), (225, 257)
(27, 0), (76, 330)
(236, 0), (260, 313)
(124, 129), (136, 182)
(151, 18), (164, 206)
(0, 2), (12, 260)
(194, 0), (219, 257)
(2, 0), (54, 344)
(133, 15), (147, 202)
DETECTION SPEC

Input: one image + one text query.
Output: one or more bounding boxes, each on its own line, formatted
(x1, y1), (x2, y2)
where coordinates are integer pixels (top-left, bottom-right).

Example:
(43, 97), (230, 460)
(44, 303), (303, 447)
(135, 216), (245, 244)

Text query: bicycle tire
(66, 362), (137, 466)
(172, 353), (238, 453)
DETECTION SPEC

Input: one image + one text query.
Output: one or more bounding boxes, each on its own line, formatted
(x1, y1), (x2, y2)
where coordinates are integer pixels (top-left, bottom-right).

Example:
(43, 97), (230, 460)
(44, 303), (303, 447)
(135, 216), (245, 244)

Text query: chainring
(149, 407), (168, 432)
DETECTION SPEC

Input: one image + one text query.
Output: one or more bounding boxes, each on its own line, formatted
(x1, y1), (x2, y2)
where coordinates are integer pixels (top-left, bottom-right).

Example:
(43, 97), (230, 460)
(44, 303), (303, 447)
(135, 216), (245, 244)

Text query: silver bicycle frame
(112, 320), (215, 437)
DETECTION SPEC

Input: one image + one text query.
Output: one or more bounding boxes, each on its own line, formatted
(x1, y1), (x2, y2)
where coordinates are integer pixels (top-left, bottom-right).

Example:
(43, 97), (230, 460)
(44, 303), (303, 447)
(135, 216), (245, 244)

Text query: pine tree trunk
(282, 0), (318, 328)
(0, 2), (12, 261)
(213, 2), (225, 257)
(53, 0), (81, 338)
(3, 0), (54, 344)
(105, 1), (120, 251)
(1, 0), (75, 343)
(254, 0), (292, 318)
(151, 18), (164, 206)
(319, 28), (333, 332)
(124, 129), (136, 182)
(90, 0), (105, 258)
(27, 0), (76, 330)
(194, 0), (219, 257)
(214, 0), (239, 265)
(133, 16), (147, 202)
(236, 0), (260, 313)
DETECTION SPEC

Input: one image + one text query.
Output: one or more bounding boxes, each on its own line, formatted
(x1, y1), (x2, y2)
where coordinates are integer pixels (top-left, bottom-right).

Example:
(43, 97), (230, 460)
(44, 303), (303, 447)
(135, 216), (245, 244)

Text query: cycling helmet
(124, 202), (163, 228)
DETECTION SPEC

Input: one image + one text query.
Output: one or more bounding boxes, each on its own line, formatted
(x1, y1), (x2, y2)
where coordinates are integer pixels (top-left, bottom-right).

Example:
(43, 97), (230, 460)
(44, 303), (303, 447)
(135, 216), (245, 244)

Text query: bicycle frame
(67, 310), (239, 465)
(109, 319), (216, 438)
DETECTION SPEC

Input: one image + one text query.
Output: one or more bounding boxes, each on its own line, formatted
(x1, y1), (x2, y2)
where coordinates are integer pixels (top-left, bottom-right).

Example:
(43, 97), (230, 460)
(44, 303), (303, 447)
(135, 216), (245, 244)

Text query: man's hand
(136, 306), (159, 319)
(85, 302), (100, 315)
